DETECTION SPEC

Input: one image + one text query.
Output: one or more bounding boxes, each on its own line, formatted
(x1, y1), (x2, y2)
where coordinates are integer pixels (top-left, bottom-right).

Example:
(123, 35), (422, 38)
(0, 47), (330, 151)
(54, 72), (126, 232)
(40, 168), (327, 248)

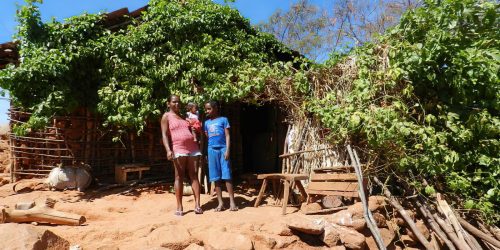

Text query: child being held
(186, 102), (202, 142)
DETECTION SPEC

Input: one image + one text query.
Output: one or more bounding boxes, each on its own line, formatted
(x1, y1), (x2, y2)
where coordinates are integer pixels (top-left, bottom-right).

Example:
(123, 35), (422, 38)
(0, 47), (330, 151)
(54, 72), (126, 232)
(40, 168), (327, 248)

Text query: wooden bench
(114, 163), (150, 184)
(254, 173), (309, 215)
(307, 167), (366, 203)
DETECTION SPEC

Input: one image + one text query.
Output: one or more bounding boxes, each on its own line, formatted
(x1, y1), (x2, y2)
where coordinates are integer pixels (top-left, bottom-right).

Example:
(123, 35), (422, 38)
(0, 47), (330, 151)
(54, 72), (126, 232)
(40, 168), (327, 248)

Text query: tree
(259, 0), (422, 61)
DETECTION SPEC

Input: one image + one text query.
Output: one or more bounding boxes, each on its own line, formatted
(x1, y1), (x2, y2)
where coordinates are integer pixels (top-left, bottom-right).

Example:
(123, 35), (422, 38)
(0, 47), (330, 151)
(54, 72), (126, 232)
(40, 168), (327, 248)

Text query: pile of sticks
(373, 176), (500, 250)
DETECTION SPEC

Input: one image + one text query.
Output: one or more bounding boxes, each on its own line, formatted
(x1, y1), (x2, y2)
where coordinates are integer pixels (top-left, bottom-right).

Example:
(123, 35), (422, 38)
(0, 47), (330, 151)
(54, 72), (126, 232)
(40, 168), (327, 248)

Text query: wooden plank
(310, 173), (357, 181)
(257, 173), (308, 181)
(307, 189), (360, 197)
(307, 181), (359, 192)
(313, 166), (354, 173)
(122, 167), (150, 172)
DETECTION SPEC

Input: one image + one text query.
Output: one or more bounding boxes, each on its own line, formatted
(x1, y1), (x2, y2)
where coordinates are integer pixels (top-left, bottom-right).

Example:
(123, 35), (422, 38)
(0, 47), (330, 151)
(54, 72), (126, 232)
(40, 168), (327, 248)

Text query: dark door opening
(240, 103), (287, 174)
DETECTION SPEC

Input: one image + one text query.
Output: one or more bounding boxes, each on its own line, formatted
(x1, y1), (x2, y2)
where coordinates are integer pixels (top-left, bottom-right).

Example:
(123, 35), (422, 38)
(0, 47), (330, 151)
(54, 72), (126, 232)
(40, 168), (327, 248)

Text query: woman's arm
(161, 113), (174, 160)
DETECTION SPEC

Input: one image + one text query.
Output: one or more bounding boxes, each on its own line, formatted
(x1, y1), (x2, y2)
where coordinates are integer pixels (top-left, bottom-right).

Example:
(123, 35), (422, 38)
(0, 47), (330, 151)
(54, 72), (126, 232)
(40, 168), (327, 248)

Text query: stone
(184, 243), (204, 250)
(372, 212), (387, 228)
(204, 231), (253, 250)
(15, 201), (36, 210)
(330, 224), (366, 250)
(322, 224), (341, 247)
(300, 202), (322, 213)
(287, 218), (324, 235)
(147, 226), (196, 250)
(274, 235), (299, 249)
(321, 195), (343, 208)
(260, 221), (293, 236)
(329, 209), (366, 232)
(251, 233), (277, 250)
(0, 223), (70, 250)
(0, 177), (8, 187)
(368, 196), (386, 211)
(365, 228), (395, 249)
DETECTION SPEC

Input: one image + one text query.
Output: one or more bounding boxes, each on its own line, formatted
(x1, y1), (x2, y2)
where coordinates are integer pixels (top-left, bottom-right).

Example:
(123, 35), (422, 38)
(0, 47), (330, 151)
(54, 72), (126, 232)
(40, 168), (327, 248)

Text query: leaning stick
(373, 177), (432, 249)
(458, 217), (500, 249)
(348, 146), (386, 250)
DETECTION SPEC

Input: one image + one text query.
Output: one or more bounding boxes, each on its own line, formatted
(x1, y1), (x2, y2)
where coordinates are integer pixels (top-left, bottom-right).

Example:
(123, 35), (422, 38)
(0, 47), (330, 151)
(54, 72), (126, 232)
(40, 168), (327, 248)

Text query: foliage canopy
(0, 0), (302, 133)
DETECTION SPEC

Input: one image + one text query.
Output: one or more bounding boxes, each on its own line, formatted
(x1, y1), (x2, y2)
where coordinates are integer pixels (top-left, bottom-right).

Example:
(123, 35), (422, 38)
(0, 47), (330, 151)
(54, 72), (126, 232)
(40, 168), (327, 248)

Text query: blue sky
(0, 0), (329, 124)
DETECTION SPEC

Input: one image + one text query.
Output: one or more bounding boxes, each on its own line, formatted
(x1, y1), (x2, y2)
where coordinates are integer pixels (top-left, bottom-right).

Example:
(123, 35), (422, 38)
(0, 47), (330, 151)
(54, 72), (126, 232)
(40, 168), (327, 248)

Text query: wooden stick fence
(8, 108), (173, 182)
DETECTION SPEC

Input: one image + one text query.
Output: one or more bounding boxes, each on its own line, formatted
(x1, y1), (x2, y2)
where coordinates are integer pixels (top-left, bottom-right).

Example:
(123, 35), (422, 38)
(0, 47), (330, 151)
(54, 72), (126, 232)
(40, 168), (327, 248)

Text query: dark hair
(186, 102), (197, 109)
(168, 94), (179, 103)
(205, 100), (219, 109)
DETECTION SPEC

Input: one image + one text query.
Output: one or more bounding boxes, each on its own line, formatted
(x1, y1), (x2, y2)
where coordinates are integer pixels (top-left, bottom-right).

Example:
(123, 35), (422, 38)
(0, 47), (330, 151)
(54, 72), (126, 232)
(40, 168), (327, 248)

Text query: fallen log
(1, 198), (85, 226)
(458, 217), (500, 249)
(373, 177), (432, 250)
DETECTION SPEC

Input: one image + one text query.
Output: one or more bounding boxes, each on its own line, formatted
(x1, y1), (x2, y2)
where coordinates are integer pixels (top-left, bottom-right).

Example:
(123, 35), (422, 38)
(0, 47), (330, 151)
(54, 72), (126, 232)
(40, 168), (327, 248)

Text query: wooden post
(282, 179), (290, 215)
(9, 134), (16, 182)
(254, 178), (268, 207)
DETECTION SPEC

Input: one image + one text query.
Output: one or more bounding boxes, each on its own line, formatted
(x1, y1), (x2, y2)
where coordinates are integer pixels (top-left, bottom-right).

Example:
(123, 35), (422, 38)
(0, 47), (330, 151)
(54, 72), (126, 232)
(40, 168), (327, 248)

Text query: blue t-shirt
(204, 117), (230, 148)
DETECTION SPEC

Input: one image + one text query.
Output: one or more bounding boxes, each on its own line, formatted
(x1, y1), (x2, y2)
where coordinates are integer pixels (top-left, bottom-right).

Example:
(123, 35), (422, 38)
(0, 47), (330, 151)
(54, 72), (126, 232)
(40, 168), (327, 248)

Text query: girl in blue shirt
(204, 100), (238, 211)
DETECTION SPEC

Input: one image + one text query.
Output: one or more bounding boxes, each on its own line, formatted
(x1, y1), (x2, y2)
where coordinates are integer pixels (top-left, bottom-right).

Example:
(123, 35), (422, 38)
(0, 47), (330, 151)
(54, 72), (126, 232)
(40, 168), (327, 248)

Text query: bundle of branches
(373, 175), (500, 250)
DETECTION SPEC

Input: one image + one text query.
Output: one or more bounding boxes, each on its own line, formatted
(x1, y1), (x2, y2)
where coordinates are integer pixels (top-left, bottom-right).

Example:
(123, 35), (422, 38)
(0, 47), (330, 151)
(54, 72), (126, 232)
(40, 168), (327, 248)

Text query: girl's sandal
(194, 207), (203, 214)
(174, 210), (183, 216)
(229, 206), (238, 212)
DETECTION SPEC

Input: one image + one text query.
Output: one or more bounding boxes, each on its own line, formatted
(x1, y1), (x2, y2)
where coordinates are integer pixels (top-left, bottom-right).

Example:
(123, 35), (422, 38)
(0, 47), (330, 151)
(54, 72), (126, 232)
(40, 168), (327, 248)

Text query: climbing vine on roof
(0, 0), (304, 133)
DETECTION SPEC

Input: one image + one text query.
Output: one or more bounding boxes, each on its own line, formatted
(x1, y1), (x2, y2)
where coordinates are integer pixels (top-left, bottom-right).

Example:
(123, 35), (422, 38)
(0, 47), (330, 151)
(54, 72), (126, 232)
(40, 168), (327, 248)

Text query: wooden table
(114, 163), (150, 184)
(254, 173), (309, 215)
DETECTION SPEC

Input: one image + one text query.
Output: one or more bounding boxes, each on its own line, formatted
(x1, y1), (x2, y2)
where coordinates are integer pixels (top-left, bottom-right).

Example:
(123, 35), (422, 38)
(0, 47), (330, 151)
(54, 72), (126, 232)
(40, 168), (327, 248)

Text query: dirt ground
(0, 179), (336, 250)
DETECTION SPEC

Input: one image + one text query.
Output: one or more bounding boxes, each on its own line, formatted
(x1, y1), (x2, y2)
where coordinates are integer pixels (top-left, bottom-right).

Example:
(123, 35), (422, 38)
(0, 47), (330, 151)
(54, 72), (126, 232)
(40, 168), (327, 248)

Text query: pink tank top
(167, 112), (199, 154)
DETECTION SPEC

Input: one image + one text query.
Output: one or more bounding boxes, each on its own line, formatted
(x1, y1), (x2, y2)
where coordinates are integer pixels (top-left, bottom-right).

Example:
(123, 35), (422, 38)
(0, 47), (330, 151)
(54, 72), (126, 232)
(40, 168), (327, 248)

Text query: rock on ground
(260, 221), (293, 236)
(121, 225), (197, 250)
(321, 196), (343, 208)
(330, 223), (366, 250)
(329, 209), (366, 232)
(0, 223), (70, 250)
(365, 227), (395, 250)
(184, 243), (204, 250)
(203, 230), (253, 250)
(300, 202), (323, 213)
(287, 218), (324, 235)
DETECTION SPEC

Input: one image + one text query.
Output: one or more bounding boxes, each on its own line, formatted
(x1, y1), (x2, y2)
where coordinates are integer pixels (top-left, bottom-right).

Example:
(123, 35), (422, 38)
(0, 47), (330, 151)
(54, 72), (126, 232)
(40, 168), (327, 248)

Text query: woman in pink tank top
(161, 95), (203, 216)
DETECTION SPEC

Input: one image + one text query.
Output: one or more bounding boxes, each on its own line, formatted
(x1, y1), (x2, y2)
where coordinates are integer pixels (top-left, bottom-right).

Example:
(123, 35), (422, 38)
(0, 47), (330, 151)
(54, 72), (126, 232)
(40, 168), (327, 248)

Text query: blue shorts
(208, 147), (232, 182)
